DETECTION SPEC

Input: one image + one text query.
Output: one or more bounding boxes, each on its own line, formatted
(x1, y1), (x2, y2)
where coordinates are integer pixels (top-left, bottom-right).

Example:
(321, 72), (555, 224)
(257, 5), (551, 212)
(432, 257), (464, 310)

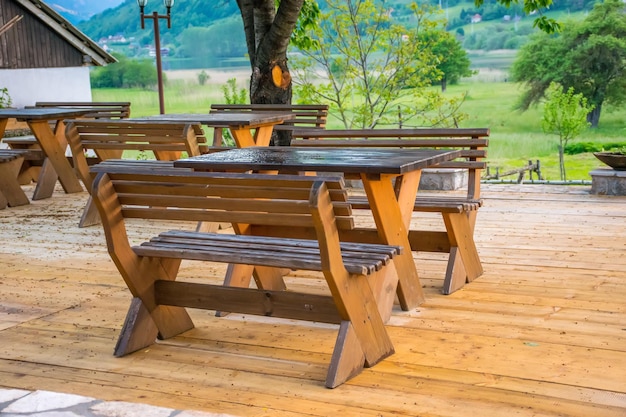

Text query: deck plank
(0, 183), (624, 416)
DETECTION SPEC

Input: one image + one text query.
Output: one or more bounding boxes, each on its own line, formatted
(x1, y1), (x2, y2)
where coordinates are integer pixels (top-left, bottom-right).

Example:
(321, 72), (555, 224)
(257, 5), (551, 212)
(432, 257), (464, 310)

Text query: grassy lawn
(446, 81), (625, 181)
(93, 74), (624, 182)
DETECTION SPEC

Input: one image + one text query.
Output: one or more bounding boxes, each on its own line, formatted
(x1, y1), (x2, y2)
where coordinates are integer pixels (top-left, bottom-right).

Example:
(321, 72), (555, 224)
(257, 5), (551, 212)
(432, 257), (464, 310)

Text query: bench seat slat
(120, 194), (312, 213)
(348, 195), (483, 213)
(82, 143), (192, 152)
(210, 103), (329, 147)
(1, 136), (37, 146)
(433, 161), (486, 169)
(158, 229), (401, 259)
(135, 231), (400, 275)
(292, 128), (489, 139)
(291, 138), (488, 147)
(0, 149), (41, 162)
(114, 182), (350, 207)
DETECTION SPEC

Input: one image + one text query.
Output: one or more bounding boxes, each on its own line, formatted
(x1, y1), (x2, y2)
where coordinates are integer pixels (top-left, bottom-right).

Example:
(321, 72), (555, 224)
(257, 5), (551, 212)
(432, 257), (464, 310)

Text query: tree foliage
(541, 82), (593, 181)
(292, 0), (467, 129)
(419, 29), (474, 91)
(90, 53), (159, 88)
(510, 0), (626, 128)
(474, 0), (560, 32)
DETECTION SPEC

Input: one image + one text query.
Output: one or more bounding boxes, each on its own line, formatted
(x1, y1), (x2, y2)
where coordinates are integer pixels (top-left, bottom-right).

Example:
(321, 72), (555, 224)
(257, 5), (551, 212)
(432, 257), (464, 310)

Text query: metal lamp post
(137, 0), (174, 114)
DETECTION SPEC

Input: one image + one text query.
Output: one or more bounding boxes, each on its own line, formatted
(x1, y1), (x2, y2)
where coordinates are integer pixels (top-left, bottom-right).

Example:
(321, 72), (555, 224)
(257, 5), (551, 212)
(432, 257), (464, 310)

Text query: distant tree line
(90, 53), (158, 88)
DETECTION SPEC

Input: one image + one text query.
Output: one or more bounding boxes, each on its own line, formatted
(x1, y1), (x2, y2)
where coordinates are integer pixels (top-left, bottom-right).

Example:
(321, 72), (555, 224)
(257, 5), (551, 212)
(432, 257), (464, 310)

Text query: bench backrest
(90, 163), (354, 231)
(65, 119), (208, 193)
(209, 104), (329, 147)
(35, 101), (132, 119)
(291, 128), (489, 200)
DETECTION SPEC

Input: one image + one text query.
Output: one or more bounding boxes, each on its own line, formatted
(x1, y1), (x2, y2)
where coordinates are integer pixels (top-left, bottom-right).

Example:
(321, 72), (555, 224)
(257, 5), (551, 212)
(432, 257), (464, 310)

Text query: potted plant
(594, 146), (626, 170)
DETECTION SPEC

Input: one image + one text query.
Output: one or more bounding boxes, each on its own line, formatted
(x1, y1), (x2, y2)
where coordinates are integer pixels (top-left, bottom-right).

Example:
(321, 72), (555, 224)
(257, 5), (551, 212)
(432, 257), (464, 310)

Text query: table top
(174, 147), (462, 175)
(135, 112), (296, 126)
(0, 107), (101, 120)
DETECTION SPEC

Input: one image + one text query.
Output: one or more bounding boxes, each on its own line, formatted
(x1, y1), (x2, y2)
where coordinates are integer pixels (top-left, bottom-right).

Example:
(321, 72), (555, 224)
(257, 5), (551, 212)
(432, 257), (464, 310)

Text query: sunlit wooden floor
(0, 183), (624, 417)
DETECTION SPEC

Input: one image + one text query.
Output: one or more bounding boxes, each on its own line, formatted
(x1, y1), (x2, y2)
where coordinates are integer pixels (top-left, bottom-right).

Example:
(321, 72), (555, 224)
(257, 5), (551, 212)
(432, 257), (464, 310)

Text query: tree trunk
(558, 143), (566, 182)
(441, 77), (447, 93)
(237, 0), (304, 146)
(587, 102), (602, 128)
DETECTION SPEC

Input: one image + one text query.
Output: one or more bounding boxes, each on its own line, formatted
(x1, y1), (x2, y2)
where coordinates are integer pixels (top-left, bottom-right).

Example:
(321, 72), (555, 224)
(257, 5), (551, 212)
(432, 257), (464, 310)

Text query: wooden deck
(0, 183), (624, 416)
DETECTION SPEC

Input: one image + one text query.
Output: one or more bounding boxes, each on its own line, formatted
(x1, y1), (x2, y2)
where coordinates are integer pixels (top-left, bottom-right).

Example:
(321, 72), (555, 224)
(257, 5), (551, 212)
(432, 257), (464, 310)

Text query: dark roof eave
(14, 0), (117, 66)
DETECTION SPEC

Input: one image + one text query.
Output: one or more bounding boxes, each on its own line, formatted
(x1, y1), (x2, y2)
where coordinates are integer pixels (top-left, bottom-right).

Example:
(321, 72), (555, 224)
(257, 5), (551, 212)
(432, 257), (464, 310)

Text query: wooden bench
(0, 149), (43, 209)
(65, 119), (208, 227)
(1, 102), (133, 185)
(35, 101), (132, 119)
(291, 128), (489, 294)
(89, 161), (401, 388)
(209, 103), (328, 148)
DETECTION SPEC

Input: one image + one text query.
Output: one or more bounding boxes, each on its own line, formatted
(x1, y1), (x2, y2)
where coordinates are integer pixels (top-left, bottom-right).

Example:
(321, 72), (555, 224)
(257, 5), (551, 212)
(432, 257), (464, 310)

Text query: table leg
(230, 124), (276, 147)
(28, 120), (82, 195)
(229, 223), (288, 291)
(362, 172), (426, 310)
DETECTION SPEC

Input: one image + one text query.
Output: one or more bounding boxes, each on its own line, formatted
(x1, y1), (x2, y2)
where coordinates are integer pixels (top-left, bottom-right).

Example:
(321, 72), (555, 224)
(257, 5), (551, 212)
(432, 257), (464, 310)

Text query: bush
(0, 87), (12, 108)
(198, 70), (209, 85)
(564, 141), (626, 154)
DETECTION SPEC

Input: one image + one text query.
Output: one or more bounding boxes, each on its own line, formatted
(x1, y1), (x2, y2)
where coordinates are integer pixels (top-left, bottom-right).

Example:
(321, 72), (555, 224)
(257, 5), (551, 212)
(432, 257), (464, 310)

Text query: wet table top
(174, 146), (462, 175)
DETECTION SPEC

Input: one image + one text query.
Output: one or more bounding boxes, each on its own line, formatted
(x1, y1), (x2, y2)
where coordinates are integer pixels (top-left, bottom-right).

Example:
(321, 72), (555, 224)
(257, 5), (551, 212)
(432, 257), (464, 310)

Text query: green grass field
(92, 75), (625, 182)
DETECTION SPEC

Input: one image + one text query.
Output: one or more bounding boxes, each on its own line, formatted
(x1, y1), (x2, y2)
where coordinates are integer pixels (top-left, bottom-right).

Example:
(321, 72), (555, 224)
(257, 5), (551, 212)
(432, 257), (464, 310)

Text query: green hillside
(78, 0), (597, 71)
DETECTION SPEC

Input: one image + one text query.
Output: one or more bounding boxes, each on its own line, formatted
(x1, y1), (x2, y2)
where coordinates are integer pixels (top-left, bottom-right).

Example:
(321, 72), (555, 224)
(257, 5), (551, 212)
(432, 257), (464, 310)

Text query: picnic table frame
(0, 107), (104, 199)
(175, 146), (462, 310)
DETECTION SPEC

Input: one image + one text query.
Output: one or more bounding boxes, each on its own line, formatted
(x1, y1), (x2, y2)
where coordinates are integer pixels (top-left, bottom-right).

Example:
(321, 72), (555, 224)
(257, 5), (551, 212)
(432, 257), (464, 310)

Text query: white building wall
(0, 67), (92, 108)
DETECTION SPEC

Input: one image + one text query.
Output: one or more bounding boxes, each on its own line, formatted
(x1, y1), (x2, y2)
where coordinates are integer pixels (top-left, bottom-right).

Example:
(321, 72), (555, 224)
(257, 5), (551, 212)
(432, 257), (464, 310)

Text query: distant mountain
(77, 0), (239, 43)
(47, 0), (126, 24)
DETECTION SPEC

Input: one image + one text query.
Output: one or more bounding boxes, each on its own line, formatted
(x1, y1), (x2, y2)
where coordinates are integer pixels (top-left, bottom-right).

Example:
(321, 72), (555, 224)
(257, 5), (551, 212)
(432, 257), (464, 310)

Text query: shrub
(198, 70), (209, 85)
(565, 141), (626, 154)
(0, 87), (12, 108)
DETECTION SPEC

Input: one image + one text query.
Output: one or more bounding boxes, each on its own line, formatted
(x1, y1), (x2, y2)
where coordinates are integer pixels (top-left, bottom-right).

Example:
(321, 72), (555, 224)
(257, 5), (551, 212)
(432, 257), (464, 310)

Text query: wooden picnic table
(0, 107), (102, 199)
(135, 112), (296, 148)
(174, 146), (462, 311)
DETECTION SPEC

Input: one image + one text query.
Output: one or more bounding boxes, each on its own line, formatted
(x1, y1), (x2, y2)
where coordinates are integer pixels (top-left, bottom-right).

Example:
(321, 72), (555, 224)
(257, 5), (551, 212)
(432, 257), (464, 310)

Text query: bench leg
(113, 257), (195, 356)
(17, 161), (40, 185)
(0, 190), (7, 209)
(114, 297), (159, 356)
(368, 265), (399, 323)
(326, 321), (366, 388)
(0, 157), (30, 207)
(441, 212), (483, 294)
(32, 157), (60, 200)
(29, 120), (83, 196)
(78, 195), (101, 228)
(443, 247), (468, 295)
(324, 269), (394, 386)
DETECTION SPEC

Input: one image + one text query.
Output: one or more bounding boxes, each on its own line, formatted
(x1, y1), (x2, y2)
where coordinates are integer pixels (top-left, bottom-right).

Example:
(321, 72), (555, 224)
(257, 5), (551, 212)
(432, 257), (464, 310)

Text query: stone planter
(590, 169), (626, 195)
(419, 168), (468, 190)
(590, 152), (626, 195)
(593, 152), (626, 171)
